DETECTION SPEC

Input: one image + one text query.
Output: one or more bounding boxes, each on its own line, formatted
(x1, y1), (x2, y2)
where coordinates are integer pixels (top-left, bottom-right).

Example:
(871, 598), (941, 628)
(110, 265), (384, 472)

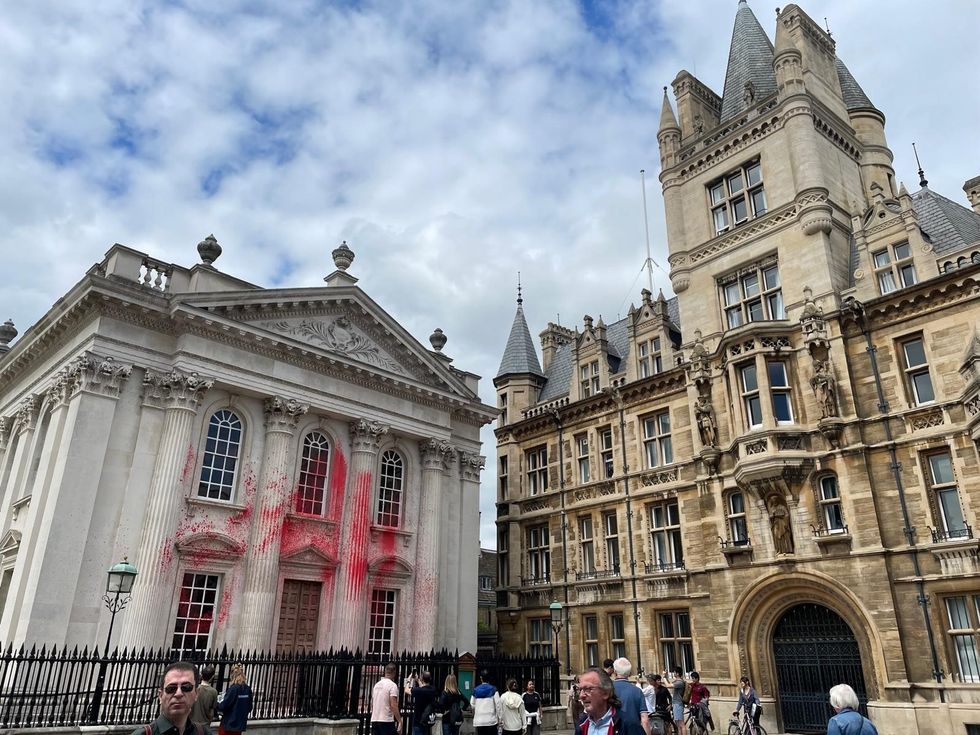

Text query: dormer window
(721, 262), (784, 329)
(638, 338), (663, 378)
(580, 360), (600, 397)
(873, 242), (917, 294)
(709, 160), (766, 235)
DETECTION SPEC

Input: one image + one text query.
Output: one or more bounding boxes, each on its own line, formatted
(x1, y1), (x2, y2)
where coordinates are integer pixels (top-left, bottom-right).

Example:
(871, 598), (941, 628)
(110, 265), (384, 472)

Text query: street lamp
(88, 558), (137, 723)
(549, 600), (563, 661)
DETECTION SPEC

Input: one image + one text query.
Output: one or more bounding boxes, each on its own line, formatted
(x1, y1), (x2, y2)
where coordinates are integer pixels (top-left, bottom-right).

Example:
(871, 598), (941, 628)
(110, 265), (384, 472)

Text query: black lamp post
(549, 600), (563, 672)
(88, 558), (138, 723)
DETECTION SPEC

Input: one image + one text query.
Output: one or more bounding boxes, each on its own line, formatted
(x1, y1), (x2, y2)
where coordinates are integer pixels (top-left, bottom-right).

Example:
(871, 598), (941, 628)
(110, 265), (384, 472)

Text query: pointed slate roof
(835, 57), (877, 112)
(496, 300), (544, 379)
(659, 87), (680, 133)
(911, 187), (980, 256)
(719, 0), (778, 123)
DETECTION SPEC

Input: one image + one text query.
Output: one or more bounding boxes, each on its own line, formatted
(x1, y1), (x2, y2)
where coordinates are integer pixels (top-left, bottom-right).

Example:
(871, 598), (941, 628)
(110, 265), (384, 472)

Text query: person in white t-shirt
(372, 663), (403, 735)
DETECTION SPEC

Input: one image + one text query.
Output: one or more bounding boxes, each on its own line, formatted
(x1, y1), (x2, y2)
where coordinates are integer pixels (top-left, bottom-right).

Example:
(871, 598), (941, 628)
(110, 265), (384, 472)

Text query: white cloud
(0, 0), (977, 549)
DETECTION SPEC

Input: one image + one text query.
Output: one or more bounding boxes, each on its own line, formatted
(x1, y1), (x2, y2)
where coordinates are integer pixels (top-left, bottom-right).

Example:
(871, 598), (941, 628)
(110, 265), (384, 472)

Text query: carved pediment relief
(280, 544), (337, 570)
(0, 529), (21, 557)
(175, 531), (246, 561)
(261, 316), (407, 375)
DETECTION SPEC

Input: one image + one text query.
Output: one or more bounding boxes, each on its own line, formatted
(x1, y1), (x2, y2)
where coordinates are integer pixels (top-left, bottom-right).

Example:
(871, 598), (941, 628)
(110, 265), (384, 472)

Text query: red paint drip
(217, 573), (239, 627)
(159, 539), (174, 572)
(345, 470), (373, 601)
(328, 448), (348, 521)
(179, 444), (196, 484)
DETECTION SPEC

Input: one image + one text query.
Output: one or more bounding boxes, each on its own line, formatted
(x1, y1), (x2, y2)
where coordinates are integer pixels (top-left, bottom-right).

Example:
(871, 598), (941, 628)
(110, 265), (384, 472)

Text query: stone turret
(965, 176), (980, 214)
(657, 87), (681, 168)
(495, 289), (545, 425)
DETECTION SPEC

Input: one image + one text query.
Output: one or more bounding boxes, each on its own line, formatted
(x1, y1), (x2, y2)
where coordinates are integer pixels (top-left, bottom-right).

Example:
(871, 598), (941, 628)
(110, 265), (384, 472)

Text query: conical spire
(658, 86), (680, 133)
(496, 286), (544, 379)
(834, 57), (877, 112)
(719, 0), (777, 122)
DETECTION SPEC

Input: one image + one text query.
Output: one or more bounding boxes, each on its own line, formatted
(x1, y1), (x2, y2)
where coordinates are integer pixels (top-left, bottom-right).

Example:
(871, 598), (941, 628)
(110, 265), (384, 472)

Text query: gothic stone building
(494, 3), (980, 733)
(0, 238), (494, 656)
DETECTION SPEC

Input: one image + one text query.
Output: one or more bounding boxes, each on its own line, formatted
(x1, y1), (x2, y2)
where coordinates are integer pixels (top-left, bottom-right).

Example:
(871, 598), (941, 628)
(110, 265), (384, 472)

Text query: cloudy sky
(2, 0), (978, 547)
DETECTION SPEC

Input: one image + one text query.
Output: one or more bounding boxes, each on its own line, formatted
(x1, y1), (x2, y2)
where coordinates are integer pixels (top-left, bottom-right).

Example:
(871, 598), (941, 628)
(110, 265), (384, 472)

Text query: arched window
(296, 431), (330, 515)
(376, 450), (404, 527)
(198, 410), (243, 501)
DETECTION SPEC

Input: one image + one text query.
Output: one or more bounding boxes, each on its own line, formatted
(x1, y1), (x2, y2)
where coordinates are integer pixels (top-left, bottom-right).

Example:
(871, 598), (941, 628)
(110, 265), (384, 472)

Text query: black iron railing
(520, 575), (550, 586)
(0, 644), (559, 732)
(574, 566), (620, 581)
(643, 561), (686, 574)
(930, 524), (974, 543)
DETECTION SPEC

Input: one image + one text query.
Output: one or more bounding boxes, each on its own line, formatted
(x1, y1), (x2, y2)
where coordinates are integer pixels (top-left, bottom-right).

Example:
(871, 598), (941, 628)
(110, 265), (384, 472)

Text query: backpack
(681, 681), (692, 705)
(449, 697), (464, 725)
(421, 702), (437, 726)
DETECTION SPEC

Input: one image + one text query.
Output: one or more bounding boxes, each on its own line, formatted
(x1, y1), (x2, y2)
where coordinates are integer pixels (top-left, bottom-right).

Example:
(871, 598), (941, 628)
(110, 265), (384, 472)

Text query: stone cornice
(859, 276), (980, 330)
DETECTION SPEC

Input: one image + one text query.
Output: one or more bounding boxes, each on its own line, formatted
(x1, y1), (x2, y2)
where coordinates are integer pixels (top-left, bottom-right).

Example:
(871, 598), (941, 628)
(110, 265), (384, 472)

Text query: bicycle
(727, 711), (767, 735)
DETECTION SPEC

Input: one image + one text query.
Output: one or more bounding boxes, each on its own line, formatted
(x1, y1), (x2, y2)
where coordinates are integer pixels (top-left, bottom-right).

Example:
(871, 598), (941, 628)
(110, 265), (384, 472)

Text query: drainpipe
(605, 386), (644, 674)
(550, 408), (572, 675)
(842, 297), (945, 700)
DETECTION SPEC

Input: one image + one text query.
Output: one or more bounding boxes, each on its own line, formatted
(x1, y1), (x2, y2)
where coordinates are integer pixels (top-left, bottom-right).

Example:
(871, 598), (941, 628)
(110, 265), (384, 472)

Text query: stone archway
(728, 571), (884, 726)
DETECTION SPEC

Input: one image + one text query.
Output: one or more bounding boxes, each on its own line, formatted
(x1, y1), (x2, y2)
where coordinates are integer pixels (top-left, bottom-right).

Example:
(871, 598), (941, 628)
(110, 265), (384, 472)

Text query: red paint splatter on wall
(216, 572), (239, 627)
(159, 539), (174, 572)
(328, 448), (348, 522)
(179, 444), (196, 485)
(345, 470), (373, 601)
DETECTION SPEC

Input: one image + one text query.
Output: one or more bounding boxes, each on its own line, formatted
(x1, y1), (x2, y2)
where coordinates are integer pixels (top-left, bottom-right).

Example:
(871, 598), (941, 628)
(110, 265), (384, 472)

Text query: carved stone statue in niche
(767, 495), (794, 554)
(694, 395), (717, 447)
(810, 359), (838, 419)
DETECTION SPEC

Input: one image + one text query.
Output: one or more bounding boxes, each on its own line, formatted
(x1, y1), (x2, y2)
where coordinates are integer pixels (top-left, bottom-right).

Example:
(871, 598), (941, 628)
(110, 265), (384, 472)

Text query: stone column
(331, 418), (387, 650)
(121, 370), (213, 651)
(412, 439), (454, 651)
(0, 395), (41, 532)
(238, 396), (308, 651)
(455, 452), (484, 654)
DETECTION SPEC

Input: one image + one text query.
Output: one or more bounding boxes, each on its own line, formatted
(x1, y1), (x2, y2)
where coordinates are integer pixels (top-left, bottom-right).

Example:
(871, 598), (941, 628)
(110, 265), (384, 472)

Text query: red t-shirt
(690, 683), (710, 705)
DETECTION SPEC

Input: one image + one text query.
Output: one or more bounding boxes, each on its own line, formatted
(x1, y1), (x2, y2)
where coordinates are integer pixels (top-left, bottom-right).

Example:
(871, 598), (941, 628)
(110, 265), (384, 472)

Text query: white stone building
(0, 237), (495, 655)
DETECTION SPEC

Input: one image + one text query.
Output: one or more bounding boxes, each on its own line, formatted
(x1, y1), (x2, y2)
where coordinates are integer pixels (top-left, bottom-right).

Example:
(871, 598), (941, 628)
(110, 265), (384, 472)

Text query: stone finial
(429, 328), (447, 352)
(332, 241), (355, 272)
(0, 319), (17, 354)
(197, 234), (222, 265)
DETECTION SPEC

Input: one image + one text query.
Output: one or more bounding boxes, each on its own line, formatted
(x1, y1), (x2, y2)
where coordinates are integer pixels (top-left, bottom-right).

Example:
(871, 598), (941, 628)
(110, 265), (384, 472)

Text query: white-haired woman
(827, 684), (877, 735)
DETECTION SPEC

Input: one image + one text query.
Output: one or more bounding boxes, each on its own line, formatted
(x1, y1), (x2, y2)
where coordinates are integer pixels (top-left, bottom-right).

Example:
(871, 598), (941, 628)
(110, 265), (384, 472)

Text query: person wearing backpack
(412, 671), (439, 735)
(439, 674), (469, 735)
(827, 684), (878, 735)
(132, 661), (210, 735)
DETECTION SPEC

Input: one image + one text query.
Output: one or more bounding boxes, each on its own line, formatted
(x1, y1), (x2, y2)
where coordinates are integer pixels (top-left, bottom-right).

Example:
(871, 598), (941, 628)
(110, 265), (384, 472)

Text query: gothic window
(945, 595), (980, 682)
(642, 411), (673, 468)
(172, 572), (219, 656)
(198, 410), (243, 501)
(708, 160), (766, 235)
(528, 618), (553, 657)
(818, 476), (846, 533)
(579, 516), (595, 575)
(575, 434), (590, 484)
(873, 242), (917, 294)
(659, 611), (695, 673)
(638, 337), (663, 378)
(583, 615), (599, 668)
(901, 336), (935, 405)
(599, 427), (614, 478)
(526, 525), (550, 584)
(925, 451), (967, 540)
(649, 500), (684, 570)
(526, 445), (548, 496)
(296, 431), (330, 515)
(721, 262), (784, 329)
(368, 588), (397, 655)
(376, 450), (404, 527)
(603, 511), (620, 572)
(609, 613), (626, 659)
(727, 491), (749, 545)
(580, 360), (600, 397)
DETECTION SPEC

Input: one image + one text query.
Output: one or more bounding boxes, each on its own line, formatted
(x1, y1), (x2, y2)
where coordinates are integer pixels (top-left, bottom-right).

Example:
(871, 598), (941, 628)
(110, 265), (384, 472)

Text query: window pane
(710, 183), (724, 205)
(742, 273), (760, 298)
(724, 283), (740, 306)
(773, 393), (793, 422)
(730, 492), (744, 514)
(930, 454), (954, 484)
(662, 436), (673, 465)
(912, 371), (935, 403)
(878, 272), (897, 294)
(667, 502), (680, 526)
(728, 172), (744, 195)
(746, 299), (764, 322)
(894, 242), (911, 260)
(904, 339), (927, 368)
(900, 264), (917, 286)
(762, 266), (780, 289)
(768, 362), (788, 386)
(732, 196), (748, 222)
(751, 188), (767, 215)
(660, 613), (674, 638)
(741, 364), (758, 391)
(658, 413), (671, 434)
(873, 250), (891, 268)
(825, 503), (845, 531)
(938, 489), (966, 533)
(767, 291), (785, 319)
(954, 635), (980, 682)
(677, 612), (691, 637)
(746, 163), (762, 186)
(820, 477), (839, 500)
(747, 396), (763, 426)
(948, 597), (971, 628)
(727, 307), (744, 329)
(714, 207), (729, 233)
(732, 517), (748, 542)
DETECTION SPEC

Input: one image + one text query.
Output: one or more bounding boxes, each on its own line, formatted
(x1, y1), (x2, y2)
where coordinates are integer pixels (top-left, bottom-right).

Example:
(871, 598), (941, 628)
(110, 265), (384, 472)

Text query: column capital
(349, 418), (389, 452)
(420, 438), (457, 470)
(264, 396), (308, 432)
(0, 416), (10, 451)
(15, 394), (41, 433)
(459, 452), (486, 481)
(71, 352), (133, 399)
(144, 368), (214, 411)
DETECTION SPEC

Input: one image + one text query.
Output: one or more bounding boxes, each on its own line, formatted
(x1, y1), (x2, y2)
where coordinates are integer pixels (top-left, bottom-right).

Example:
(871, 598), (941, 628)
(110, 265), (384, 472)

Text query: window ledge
(186, 495), (247, 513)
(286, 512), (338, 529)
(813, 531), (852, 549)
(370, 524), (413, 548)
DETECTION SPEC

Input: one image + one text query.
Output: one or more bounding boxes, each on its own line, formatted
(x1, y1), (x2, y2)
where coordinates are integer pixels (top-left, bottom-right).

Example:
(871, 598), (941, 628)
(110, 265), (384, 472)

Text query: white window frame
(649, 500), (684, 570)
(584, 615), (599, 668)
(526, 446), (548, 496)
(708, 160), (766, 235)
(599, 427), (614, 479)
(945, 595), (980, 683)
(376, 450), (404, 527)
(576, 433), (590, 484)
(198, 409), (243, 502)
(579, 516), (595, 575)
(768, 360), (794, 424)
(368, 588), (397, 655)
(603, 511), (620, 572)
(873, 241), (917, 295)
(901, 336), (936, 406)
(739, 362), (763, 429)
(609, 613), (626, 660)
(527, 524), (551, 584)
(172, 572), (220, 656)
(642, 411), (673, 468)
(818, 476), (846, 534)
(658, 611), (695, 674)
(728, 491), (749, 545)
(638, 337), (663, 378)
(296, 430), (331, 516)
(529, 618), (553, 658)
(721, 262), (784, 329)
(580, 360), (600, 397)
(926, 451), (968, 539)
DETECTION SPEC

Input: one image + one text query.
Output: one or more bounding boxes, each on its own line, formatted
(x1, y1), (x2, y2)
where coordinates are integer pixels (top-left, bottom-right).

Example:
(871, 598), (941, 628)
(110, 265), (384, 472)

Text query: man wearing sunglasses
(132, 661), (210, 735)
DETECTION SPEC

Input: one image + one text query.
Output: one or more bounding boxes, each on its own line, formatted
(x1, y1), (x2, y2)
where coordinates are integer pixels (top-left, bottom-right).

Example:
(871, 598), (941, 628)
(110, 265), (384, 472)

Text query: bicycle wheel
(727, 721), (740, 735)
(754, 726), (768, 735)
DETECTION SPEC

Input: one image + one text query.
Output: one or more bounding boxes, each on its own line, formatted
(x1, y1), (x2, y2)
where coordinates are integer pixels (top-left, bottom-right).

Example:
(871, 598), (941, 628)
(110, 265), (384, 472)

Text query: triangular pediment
(280, 544), (337, 569)
(175, 531), (246, 560)
(175, 288), (479, 399)
(0, 529), (21, 557)
(369, 555), (413, 580)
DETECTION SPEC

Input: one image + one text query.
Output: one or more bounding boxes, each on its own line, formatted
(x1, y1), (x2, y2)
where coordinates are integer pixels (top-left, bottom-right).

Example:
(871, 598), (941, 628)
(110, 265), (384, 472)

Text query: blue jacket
(828, 708), (878, 735)
(217, 683), (253, 732)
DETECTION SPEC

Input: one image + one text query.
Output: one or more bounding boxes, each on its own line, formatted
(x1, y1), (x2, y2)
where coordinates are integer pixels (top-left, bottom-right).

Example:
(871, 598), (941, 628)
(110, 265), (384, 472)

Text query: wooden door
(276, 579), (322, 653)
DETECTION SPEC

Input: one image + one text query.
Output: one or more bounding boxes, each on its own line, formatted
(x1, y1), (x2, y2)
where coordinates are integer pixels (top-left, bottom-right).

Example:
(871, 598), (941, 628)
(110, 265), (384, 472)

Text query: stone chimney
(539, 322), (575, 373)
(965, 176), (980, 214)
